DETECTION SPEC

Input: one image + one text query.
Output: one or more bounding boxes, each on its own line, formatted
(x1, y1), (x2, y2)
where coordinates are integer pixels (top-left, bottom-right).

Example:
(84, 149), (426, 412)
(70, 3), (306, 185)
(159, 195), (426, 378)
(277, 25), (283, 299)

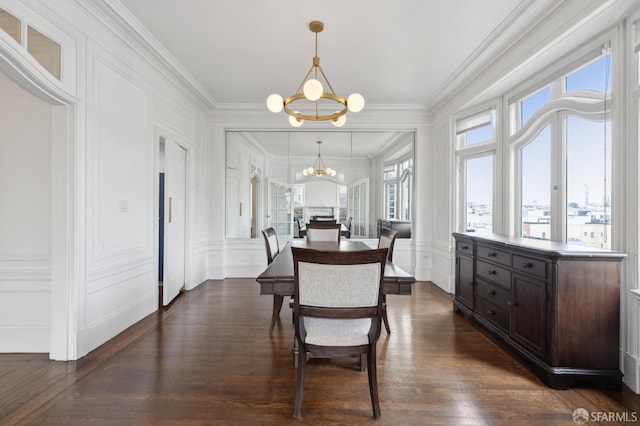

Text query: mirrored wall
(225, 131), (414, 239)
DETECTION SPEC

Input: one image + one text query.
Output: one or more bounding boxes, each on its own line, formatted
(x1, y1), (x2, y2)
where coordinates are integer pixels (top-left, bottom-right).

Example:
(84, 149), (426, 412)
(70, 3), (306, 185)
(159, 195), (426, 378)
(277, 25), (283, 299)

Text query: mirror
(225, 131), (414, 239)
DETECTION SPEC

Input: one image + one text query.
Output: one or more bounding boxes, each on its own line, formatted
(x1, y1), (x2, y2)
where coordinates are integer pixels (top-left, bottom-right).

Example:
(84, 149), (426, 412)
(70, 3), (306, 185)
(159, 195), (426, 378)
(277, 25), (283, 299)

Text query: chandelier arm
(318, 67), (337, 95)
(296, 65), (316, 94)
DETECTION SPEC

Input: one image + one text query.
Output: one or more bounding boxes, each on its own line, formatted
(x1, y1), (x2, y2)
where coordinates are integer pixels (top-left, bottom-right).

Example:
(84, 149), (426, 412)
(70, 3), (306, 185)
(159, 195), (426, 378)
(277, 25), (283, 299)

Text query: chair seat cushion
(303, 317), (371, 346)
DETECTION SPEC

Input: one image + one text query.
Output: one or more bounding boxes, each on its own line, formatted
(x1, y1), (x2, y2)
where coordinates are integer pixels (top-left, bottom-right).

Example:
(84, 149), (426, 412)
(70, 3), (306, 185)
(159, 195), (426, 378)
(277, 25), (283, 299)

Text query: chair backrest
(313, 215), (334, 221)
(294, 217), (303, 237)
(310, 218), (337, 224)
(261, 227), (280, 264)
(292, 247), (388, 318)
(346, 217), (353, 230)
(305, 223), (341, 242)
(378, 228), (399, 262)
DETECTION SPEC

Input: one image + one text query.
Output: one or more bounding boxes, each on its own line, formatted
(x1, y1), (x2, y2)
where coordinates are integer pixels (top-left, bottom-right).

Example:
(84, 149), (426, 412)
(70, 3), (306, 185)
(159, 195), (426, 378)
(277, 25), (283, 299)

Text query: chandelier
(303, 141), (337, 176)
(266, 21), (365, 127)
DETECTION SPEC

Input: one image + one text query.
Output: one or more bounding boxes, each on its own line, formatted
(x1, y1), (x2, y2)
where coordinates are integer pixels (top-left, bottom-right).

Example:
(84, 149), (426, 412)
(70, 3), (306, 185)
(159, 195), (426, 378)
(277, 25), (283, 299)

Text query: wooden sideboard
(453, 232), (625, 389)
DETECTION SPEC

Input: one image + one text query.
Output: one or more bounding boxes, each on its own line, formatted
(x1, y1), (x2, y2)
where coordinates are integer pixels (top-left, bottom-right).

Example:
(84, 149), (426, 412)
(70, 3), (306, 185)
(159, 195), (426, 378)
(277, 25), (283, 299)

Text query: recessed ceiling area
(117, 0), (531, 109)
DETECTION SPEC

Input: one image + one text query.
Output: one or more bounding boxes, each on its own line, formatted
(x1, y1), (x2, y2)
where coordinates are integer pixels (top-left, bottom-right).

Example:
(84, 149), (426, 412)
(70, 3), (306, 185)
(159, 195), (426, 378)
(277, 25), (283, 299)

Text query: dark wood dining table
(256, 239), (416, 296)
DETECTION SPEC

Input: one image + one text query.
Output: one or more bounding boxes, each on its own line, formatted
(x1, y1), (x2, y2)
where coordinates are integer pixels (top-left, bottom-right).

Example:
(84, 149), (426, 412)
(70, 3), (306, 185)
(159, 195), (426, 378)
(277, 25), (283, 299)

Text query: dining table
(256, 239), (416, 296)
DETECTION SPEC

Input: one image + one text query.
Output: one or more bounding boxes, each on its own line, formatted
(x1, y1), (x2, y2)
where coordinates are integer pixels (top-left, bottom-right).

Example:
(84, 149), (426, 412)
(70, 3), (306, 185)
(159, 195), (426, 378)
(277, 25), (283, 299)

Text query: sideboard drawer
(476, 278), (510, 310)
(476, 259), (510, 289)
(477, 245), (511, 267)
(513, 254), (546, 279)
(456, 240), (474, 256)
(475, 297), (509, 332)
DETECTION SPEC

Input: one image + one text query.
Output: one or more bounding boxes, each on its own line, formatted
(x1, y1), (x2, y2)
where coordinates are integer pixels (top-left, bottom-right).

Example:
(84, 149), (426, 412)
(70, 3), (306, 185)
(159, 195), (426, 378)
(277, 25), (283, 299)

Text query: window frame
(455, 102), (500, 234)
(507, 47), (613, 246)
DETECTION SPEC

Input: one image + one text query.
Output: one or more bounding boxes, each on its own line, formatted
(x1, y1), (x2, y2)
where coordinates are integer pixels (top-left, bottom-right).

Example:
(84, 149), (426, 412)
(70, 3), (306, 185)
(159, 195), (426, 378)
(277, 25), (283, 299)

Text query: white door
(163, 139), (186, 306)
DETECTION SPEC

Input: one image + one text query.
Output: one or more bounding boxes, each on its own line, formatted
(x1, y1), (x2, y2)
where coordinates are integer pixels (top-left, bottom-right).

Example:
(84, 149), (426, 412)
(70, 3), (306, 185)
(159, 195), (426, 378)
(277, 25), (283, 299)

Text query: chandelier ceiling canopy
(266, 21), (365, 127)
(303, 141), (336, 177)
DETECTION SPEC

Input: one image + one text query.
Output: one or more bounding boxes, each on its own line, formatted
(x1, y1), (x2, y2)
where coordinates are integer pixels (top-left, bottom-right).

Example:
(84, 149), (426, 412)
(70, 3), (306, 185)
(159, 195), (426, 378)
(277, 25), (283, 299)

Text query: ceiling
(117, 0), (530, 110)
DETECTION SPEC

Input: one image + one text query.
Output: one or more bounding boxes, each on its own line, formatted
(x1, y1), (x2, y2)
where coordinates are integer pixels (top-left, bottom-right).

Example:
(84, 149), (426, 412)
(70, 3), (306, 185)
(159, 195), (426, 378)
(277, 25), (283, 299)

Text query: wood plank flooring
(1, 280), (639, 425)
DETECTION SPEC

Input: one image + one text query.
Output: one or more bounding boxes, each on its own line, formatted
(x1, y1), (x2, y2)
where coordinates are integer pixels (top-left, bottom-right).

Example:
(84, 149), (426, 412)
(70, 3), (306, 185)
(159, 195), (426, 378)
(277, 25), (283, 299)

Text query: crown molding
(429, 0), (565, 113)
(431, 0), (636, 117)
(76, 0), (216, 111)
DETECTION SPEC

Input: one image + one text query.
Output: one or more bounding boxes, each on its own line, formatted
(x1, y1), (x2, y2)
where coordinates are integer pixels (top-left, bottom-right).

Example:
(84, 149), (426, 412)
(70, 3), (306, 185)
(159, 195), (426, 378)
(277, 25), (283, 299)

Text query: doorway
(158, 136), (187, 307)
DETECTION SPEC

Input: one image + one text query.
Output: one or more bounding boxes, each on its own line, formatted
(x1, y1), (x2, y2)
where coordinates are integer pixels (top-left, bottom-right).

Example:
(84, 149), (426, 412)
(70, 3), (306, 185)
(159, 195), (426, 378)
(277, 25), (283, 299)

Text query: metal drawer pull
(487, 290), (495, 295)
(507, 300), (516, 307)
(488, 252), (497, 257)
(522, 262), (533, 268)
(461, 245), (469, 250)
(487, 270), (497, 275)
(487, 310), (495, 315)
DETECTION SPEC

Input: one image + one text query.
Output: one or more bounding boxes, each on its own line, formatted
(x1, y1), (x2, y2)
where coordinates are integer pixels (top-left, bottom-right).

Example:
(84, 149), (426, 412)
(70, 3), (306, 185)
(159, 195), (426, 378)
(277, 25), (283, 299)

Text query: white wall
(0, 71), (52, 352)
(0, 0), (212, 359)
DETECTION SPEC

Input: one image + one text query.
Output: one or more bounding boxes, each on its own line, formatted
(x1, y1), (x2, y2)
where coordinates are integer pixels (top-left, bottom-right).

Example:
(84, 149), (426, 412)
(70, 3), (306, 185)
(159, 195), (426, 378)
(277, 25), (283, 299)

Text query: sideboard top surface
(453, 232), (626, 260)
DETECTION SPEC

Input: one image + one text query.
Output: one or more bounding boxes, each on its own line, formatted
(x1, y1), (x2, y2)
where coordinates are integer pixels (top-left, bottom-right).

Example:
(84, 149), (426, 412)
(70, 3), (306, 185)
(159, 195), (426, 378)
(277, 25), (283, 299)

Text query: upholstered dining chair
(261, 227), (284, 334)
(305, 222), (341, 242)
(345, 217), (353, 239)
(291, 247), (389, 419)
(377, 228), (399, 334)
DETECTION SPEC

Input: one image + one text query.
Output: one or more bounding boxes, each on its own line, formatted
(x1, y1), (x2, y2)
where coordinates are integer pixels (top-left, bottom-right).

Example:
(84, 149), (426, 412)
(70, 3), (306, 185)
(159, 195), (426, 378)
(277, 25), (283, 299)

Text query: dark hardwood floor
(1, 279), (639, 425)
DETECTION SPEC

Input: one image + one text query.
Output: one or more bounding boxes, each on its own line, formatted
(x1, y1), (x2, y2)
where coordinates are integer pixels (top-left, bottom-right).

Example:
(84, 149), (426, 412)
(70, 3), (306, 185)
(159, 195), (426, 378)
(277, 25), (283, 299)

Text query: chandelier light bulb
(266, 94), (283, 113)
(331, 170), (336, 176)
(347, 93), (365, 113)
(303, 79), (323, 101)
(331, 113), (346, 127)
(289, 113), (304, 127)
(307, 167), (314, 174)
(303, 169), (308, 176)
(325, 167), (333, 175)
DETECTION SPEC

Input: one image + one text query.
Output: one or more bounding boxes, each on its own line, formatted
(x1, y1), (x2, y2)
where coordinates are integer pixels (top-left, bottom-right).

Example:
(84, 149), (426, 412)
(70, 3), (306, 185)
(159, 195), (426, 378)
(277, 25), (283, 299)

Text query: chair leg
(367, 345), (381, 419)
(269, 295), (284, 334)
(382, 295), (391, 334)
(293, 345), (307, 418)
(359, 353), (366, 372)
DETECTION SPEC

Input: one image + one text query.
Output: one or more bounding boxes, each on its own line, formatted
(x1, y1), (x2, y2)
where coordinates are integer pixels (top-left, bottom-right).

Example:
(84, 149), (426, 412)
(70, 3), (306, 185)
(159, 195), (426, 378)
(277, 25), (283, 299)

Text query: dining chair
(345, 216), (353, 239)
(291, 247), (389, 419)
(294, 217), (303, 238)
(261, 227), (285, 334)
(305, 222), (341, 242)
(377, 228), (399, 334)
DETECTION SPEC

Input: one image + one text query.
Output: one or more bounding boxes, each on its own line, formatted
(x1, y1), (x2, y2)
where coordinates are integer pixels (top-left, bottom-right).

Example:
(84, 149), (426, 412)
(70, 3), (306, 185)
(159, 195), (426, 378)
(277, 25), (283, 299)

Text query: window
(383, 157), (412, 221)
(27, 26), (61, 80)
(510, 50), (611, 248)
(457, 109), (495, 147)
(520, 125), (551, 239)
(456, 106), (497, 234)
(337, 184), (347, 206)
(293, 184), (304, 206)
(0, 9), (62, 80)
(520, 86), (551, 128)
(464, 155), (494, 233)
(0, 8), (20, 43)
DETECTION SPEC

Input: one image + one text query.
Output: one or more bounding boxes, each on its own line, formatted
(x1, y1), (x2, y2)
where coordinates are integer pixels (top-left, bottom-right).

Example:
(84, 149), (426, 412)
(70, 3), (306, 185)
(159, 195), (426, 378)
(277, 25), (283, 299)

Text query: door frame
(155, 126), (194, 304)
